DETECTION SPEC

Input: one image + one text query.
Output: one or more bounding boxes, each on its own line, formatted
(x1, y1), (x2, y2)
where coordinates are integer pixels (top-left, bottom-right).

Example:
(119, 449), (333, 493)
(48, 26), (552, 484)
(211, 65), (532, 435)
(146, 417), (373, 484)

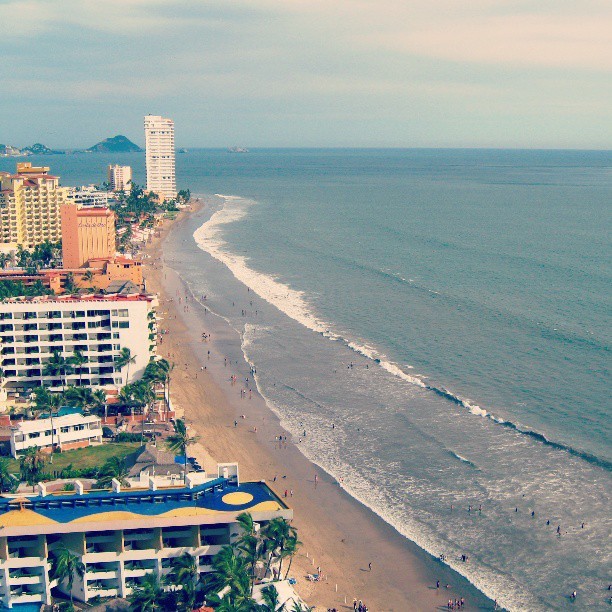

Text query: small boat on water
(228, 146), (249, 153)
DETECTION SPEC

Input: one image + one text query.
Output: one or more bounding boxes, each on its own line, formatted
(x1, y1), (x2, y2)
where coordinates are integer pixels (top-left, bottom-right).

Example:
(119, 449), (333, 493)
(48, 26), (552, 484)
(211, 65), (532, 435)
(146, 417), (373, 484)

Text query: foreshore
(142, 199), (496, 611)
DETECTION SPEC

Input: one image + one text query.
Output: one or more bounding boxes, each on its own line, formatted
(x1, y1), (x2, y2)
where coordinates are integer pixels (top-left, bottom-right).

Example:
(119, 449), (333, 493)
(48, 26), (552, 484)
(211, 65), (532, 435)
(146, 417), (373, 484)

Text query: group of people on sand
(447, 597), (465, 609)
(352, 599), (368, 612)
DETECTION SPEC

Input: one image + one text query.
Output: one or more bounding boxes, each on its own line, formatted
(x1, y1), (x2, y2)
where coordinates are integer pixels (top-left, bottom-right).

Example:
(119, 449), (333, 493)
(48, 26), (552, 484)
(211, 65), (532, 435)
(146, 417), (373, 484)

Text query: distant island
(0, 142), (63, 157)
(23, 143), (64, 155)
(87, 135), (142, 153)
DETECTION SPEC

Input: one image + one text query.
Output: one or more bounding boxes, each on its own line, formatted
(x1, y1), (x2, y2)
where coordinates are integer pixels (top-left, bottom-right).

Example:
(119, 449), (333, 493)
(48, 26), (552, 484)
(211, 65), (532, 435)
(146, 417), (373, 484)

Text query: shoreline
(142, 199), (497, 611)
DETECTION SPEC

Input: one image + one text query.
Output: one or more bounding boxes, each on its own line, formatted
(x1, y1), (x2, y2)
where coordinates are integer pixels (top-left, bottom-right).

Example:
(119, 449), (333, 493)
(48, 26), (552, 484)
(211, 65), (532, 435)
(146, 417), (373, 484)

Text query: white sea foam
(194, 196), (330, 335)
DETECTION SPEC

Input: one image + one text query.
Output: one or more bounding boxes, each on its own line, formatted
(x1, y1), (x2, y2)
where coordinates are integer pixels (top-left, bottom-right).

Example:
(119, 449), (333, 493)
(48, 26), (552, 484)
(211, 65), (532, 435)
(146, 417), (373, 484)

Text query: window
(118, 321), (129, 329)
(118, 309), (129, 317)
(112, 333), (119, 339)
(74, 424), (85, 431)
(113, 344), (120, 350)
(28, 432), (40, 439)
(60, 427), (69, 433)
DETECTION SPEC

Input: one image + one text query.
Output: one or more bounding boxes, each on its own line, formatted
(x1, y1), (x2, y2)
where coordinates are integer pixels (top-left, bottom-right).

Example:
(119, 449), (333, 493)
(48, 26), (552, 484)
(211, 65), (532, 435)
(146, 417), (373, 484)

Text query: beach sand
(142, 201), (495, 611)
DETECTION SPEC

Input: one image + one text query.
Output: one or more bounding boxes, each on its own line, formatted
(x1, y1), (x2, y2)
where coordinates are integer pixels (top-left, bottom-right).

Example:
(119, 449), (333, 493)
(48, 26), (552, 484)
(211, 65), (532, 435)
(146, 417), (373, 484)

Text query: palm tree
(63, 385), (94, 410)
(128, 572), (167, 612)
(64, 272), (77, 294)
(91, 389), (107, 417)
(166, 419), (200, 483)
(52, 544), (85, 605)
(236, 512), (262, 589)
(171, 552), (198, 611)
(0, 458), (15, 492)
(0, 253), (9, 269)
(95, 456), (129, 488)
(69, 350), (88, 386)
(282, 534), (301, 580)
(260, 584), (285, 611)
(114, 347), (136, 385)
(43, 350), (73, 390)
(19, 447), (47, 485)
(200, 546), (254, 610)
(261, 518), (298, 581)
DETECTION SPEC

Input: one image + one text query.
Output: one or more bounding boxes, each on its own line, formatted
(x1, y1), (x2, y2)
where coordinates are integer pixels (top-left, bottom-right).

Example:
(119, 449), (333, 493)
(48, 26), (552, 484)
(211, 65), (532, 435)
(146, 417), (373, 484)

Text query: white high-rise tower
(144, 115), (176, 201)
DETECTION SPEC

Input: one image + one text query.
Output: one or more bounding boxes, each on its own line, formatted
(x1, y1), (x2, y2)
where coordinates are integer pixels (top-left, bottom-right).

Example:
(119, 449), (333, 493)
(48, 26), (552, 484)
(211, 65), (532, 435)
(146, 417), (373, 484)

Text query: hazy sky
(1, 0), (611, 148)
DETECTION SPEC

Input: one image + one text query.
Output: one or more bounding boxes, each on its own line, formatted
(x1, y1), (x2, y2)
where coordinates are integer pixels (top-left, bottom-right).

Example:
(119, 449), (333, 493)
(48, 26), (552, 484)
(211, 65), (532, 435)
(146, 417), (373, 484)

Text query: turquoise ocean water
(3, 149), (610, 609)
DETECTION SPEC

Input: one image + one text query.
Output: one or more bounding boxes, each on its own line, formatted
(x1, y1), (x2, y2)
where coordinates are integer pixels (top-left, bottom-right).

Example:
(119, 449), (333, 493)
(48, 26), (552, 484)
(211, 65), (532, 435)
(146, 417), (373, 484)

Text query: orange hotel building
(61, 204), (116, 268)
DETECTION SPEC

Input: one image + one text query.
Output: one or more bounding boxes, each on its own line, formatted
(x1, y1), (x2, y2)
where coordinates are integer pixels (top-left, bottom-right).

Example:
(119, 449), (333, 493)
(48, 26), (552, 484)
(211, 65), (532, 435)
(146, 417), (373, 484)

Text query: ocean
(3, 149), (610, 609)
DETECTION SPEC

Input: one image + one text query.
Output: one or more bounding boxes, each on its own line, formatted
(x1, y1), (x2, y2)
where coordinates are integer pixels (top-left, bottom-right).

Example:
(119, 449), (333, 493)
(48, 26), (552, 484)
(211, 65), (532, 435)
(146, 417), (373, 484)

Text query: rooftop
(0, 479), (287, 528)
(12, 411), (99, 434)
(0, 292), (154, 305)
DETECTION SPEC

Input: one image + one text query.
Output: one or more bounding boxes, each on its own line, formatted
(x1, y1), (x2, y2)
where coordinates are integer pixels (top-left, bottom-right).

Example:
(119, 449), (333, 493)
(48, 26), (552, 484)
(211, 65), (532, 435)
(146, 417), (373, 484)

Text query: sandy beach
(142, 200), (495, 611)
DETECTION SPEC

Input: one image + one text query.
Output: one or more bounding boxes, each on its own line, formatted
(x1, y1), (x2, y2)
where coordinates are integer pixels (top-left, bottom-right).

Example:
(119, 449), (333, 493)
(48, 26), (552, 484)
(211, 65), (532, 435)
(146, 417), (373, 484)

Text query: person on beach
(234, 420), (238, 427)
(368, 562), (372, 571)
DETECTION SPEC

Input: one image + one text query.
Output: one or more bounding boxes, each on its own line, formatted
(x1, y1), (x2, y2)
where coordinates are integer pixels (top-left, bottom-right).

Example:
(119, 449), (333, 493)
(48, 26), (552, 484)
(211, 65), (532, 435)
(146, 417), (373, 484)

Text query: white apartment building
(107, 165), (132, 193)
(66, 185), (110, 207)
(0, 468), (291, 607)
(10, 412), (103, 457)
(0, 294), (157, 398)
(144, 115), (176, 201)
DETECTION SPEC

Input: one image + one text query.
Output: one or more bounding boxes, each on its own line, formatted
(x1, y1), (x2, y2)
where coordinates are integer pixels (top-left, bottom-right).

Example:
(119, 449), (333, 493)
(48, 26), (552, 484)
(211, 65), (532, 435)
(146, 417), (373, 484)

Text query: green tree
(166, 419), (200, 483)
(69, 350), (88, 386)
(260, 584), (285, 611)
(95, 456), (130, 489)
(91, 389), (107, 417)
(236, 512), (262, 589)
(63, 385), (94, 410)
(200, 546), (254, 610)
(19, 447), (47, 485)
(171, 552), (198, 611)
(64, 272), (77, 294)
(0, 458), (16, 492)
(261, 518), (298, 581)
(43, 350), (74, 390)
(52, 544), (85, 605)
(128, 572), (167, 612)
(115, 347), (136, 386)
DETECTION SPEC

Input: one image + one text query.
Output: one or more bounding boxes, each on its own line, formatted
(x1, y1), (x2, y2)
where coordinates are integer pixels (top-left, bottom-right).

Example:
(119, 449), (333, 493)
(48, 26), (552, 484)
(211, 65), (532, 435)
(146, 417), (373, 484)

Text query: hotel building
(107, 165), (132, 193)
(0, 293), (157, 397)
(144, 115), (176, 201)
(0, 163), (69, 249)
(0, 468), (290, 607)
(60, 204), (116, 269)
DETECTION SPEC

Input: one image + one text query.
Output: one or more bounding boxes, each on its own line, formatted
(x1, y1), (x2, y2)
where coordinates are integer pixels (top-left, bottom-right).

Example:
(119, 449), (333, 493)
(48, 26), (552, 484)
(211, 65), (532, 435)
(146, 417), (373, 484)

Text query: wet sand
(142, 201), (496, 611)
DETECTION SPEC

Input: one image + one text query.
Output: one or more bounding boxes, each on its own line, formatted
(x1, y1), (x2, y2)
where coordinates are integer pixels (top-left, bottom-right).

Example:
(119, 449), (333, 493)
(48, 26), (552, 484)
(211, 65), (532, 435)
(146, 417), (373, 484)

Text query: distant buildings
(0, 293), (157, 397)
(10, 411), (103, 457)
(144, 115), (176, 201)
(107, 164), (132, 193)
(0, 468), (290, 607)
(0, 163), (68, 249)
(61, 204), (116, 268)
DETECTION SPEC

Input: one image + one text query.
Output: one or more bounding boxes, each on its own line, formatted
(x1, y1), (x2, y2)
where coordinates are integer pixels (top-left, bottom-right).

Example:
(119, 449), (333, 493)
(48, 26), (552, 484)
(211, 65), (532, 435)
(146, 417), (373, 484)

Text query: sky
(1, 0), (611, 149)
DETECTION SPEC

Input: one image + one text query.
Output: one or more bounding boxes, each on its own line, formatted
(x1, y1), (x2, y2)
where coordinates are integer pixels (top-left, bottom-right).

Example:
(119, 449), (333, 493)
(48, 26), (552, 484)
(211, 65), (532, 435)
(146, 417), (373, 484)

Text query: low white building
(10, 412), (103, 457)
(0, 293), (157, 398)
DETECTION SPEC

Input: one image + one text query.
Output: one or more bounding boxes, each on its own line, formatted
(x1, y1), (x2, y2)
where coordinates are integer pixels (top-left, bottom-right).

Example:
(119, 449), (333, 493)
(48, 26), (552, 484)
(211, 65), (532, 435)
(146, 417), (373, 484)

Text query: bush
(114, 432), (142, 443)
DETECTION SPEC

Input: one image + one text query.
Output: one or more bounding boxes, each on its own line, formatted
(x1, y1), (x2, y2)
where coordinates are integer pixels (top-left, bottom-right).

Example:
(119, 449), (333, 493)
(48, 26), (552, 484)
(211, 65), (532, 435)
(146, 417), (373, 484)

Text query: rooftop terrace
(0, 478), (287, 530)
